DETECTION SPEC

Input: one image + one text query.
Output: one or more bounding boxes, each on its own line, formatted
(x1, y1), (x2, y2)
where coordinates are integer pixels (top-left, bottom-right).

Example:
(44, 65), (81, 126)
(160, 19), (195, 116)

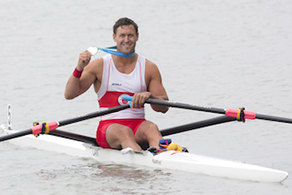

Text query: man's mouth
(122, 43), (131, 48)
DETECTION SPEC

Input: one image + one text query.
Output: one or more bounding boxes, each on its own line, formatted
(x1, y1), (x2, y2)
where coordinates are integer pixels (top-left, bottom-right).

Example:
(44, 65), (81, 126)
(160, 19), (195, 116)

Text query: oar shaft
(49, 129), (98, 146)
(123, 96), (226, 113)
(161, 116), (236, 136)
(58, 104), (130, 126)
(256, 113), (292, 124)
(146, 99), (226, 114)
(0, 129), (32, 142)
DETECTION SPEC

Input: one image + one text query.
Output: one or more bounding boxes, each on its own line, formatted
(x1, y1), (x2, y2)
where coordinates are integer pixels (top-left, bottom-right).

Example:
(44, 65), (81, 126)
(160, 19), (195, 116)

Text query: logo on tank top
(112, 83), (122, 86)
(118, 94), (130, 105)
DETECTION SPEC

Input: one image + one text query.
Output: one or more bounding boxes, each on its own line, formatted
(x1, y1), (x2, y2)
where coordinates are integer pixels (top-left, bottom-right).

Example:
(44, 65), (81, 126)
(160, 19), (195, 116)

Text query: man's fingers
(78, 51), (92, 68)
(131, 93), (148, 108)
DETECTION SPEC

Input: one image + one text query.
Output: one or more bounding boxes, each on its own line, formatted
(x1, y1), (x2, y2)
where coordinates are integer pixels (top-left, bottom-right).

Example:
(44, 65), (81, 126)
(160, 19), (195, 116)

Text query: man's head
(113, 17), (139, 54)
(113, 17), (138, 35)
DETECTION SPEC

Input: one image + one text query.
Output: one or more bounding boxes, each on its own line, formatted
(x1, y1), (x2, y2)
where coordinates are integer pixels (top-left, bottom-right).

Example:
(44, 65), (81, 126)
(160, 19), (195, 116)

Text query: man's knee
(107, 125), (135, 149)
(145, 122), (159, 131)
(117, 126), (134, 137)
(142, 123), (160, 138)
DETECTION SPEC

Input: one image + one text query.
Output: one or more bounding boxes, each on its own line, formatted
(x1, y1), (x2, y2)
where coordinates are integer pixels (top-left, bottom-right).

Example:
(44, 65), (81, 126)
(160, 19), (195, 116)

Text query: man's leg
(134, 120), (163, 149)
(106, 123), (142, 150)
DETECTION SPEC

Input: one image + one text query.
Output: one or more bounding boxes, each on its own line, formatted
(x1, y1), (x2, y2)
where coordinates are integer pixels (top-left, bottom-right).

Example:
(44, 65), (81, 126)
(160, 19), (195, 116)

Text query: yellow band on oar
(237, 109), (241, 120)
(42, 122), (50, 134)
(34, 122), (40, 137)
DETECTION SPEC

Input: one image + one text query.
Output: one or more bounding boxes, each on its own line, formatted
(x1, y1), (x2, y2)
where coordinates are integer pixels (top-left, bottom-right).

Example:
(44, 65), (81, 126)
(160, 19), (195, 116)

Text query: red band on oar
(30, 121), (59, 134)
(225, 108), (256, 119)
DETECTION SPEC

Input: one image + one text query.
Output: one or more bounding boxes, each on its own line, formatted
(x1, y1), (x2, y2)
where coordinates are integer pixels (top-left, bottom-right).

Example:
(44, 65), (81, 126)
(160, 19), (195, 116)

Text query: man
(65, 17), (175, 152)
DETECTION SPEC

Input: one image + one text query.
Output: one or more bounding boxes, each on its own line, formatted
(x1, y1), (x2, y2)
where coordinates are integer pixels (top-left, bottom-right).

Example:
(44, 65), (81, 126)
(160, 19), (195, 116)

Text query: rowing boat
(0, 125), (288, 183)
(1, 100), (290, 183)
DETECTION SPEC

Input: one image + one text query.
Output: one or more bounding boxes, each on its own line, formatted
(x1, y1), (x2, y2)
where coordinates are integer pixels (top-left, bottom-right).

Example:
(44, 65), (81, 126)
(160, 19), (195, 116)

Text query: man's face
(113, 25), (139, 54)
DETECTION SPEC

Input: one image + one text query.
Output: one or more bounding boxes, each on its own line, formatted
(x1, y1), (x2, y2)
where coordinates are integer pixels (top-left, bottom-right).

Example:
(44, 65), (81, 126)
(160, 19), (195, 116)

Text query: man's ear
(113, 33), (117, 42)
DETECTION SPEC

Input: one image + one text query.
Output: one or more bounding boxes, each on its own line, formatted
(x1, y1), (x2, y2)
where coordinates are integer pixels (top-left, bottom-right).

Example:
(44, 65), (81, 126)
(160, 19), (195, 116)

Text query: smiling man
(65, 17), (178, 153)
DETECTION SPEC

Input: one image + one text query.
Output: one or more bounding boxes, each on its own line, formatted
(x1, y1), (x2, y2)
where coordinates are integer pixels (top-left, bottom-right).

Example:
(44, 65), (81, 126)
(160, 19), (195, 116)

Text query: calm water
(1, 0), (292, 194)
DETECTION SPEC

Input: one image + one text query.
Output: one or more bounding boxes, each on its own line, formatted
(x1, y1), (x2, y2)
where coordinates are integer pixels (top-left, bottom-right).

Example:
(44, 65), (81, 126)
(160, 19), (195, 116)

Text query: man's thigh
(106, 123), (133, 149)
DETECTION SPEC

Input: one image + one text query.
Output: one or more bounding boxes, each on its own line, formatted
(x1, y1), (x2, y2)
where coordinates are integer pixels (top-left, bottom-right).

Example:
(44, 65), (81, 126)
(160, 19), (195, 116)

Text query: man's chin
(122, 50), (135, 54)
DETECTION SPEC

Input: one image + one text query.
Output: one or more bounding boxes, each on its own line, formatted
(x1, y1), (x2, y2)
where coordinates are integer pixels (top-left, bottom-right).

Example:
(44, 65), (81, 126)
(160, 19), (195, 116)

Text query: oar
(0, 104), (130, 142)
(49, 129), (99, 146)
(50, 116), (235, 143)
(122, 96), (292, 124)
(160, 116), (236, 136)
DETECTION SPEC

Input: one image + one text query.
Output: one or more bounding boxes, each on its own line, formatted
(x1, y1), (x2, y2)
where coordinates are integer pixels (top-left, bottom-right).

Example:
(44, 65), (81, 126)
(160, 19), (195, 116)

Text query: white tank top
(97, 54), (147, 120)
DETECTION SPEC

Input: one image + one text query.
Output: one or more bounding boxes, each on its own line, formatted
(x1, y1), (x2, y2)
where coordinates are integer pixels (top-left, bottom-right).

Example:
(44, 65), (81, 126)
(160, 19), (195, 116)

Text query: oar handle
(122, 95), (133, 102)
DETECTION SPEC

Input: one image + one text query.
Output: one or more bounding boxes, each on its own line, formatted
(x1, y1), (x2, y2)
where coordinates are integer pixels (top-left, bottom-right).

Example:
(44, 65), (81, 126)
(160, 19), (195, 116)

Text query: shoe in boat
(158, 138), (172, 150)
(159, 139), (185, 152)
(147, 146), (159, 155)
(167, 142), (182, 152)
(121, 147), (133, 155)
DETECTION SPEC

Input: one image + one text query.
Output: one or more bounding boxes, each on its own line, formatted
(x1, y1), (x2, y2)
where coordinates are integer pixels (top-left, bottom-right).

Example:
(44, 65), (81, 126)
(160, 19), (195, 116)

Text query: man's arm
(132, 60), (169, 113)
(147, 61), (169, 113)
(64, 50), (101, 99)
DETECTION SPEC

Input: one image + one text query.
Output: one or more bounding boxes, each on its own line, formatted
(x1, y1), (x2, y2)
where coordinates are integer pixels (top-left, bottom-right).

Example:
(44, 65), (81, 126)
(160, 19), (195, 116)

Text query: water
(1, 0), (292, 194)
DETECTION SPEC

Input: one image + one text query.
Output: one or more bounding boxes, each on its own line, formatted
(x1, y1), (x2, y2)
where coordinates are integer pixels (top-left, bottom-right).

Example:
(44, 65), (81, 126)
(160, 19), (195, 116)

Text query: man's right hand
(77, 50), (92, 70)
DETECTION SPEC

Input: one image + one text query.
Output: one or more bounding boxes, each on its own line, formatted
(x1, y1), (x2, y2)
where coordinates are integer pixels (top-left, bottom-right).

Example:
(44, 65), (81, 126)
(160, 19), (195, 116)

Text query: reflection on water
(35, 163), (175, 195)
(93, 164), (164, 182)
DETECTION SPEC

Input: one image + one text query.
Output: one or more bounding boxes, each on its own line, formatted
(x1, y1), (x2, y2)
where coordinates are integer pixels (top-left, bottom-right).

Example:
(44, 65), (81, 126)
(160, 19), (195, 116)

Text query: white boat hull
(1, 128), (288, 183)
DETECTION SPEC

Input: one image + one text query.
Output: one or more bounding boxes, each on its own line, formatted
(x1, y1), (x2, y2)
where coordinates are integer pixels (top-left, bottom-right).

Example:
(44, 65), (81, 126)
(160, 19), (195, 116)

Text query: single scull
(0, 125), (288, 183)
(0, 101), (290, 183)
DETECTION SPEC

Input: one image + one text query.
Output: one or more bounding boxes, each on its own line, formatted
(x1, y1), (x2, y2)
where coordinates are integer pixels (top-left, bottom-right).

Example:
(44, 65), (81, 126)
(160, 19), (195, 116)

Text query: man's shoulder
(86, 57), (104, 72)
(145, 58), (158, 70)
(93, 57), (104, 64)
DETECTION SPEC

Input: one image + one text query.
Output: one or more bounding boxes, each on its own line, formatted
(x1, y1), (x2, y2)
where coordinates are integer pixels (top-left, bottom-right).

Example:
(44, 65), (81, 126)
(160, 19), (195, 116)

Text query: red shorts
(96, 119), (146, 148)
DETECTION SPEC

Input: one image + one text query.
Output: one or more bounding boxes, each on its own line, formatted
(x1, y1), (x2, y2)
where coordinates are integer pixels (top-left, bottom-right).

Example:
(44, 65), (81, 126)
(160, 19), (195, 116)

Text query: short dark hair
(113, 17), (138, 34)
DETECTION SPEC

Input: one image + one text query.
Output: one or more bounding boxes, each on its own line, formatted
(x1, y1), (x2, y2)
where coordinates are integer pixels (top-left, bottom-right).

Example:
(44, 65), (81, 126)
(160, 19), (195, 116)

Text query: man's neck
(112, 53), (137, 65)
(112, 54), (138, 74)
